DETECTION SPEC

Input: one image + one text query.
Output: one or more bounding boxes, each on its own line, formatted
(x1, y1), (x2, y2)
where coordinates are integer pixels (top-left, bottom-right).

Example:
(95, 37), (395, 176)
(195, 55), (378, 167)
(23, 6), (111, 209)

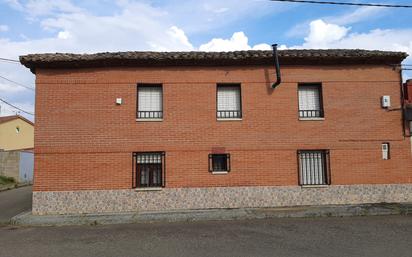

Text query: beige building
(0, 115), (34, 151)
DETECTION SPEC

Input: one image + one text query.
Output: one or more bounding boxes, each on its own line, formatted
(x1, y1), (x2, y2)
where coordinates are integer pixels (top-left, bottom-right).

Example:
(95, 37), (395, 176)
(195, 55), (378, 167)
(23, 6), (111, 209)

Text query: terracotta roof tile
(20, 49), (408, 72)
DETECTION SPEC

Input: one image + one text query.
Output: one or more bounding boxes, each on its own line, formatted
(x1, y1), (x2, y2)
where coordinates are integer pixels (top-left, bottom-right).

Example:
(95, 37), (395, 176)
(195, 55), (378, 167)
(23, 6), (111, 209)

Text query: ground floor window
(297, 150), (330, 186)
(209, 154), (230, 172)
(133, 152), (165, 188)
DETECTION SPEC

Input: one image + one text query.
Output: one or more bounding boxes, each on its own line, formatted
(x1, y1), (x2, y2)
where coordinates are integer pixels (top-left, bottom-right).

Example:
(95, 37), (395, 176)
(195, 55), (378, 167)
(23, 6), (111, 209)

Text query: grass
(0, 175), (16, 185)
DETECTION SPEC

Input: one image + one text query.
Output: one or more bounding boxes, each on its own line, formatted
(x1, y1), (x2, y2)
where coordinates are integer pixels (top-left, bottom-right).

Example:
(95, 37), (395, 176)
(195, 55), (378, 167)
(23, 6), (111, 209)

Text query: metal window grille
(298, 84), (324, 118)
(132, 152), (165, 188)
(137, 85), (163, 119)
(217, 85), (242, 119)
(297, 150), (330, 186)
(208, 154), (230, 172)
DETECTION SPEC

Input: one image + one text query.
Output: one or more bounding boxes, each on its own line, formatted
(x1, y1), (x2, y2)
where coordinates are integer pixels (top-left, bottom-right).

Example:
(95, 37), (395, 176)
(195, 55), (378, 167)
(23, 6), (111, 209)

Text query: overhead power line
(0, 74), (35, 91)
(0, 98), (34, 116)
(270, 0), (412, 8)
(0, 57), (20, 63)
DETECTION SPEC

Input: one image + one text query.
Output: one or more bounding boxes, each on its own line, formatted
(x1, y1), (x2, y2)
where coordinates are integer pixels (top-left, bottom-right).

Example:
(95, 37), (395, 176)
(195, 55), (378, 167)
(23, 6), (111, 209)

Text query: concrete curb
(10, 202), (412, 227)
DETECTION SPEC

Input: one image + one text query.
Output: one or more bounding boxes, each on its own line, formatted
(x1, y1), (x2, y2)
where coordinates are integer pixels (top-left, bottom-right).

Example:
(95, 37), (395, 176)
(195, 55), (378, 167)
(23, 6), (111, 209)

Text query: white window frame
(216, 84), (242, 120)
(298, 83), (324, 120)
(137, 84), (163, 121)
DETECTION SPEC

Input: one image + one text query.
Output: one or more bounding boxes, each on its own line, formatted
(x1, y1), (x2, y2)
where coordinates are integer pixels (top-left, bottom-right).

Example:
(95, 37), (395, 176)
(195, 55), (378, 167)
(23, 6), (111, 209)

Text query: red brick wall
(33, 65), (412, 191)
(405, 80), (412, 103)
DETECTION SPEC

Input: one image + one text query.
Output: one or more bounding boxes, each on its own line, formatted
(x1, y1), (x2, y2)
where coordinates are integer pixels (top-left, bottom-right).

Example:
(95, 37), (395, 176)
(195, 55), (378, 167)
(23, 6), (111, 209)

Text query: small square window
(137, 84), (163, 120)
(298, 83), (324, 118)
(209, 154), (230, 172)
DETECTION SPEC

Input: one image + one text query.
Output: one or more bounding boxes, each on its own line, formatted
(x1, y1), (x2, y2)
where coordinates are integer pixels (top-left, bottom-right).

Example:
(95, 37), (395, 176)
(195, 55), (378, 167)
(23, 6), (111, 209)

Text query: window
(217, 84), (242, 119)
(133, 152), (165, 188)
(15, 126), (20, 133)
(137, 84), (163, 119)
(298, 150), (330, 186)
(209, 154), (230, 172)
(298, 83), (324, 118)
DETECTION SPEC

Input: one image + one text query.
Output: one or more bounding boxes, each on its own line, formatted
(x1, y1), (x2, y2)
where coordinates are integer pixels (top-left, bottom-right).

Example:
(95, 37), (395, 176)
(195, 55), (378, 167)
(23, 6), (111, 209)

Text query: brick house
(20, 49), (412, 215)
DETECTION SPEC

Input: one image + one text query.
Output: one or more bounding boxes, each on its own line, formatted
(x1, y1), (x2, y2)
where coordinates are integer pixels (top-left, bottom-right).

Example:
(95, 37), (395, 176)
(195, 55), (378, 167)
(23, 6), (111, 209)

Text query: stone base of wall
(32, 184), (412, 215)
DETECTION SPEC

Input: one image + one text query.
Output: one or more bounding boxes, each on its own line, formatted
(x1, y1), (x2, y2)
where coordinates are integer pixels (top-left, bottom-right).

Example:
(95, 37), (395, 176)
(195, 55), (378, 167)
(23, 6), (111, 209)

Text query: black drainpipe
(271, 44), (281, 88)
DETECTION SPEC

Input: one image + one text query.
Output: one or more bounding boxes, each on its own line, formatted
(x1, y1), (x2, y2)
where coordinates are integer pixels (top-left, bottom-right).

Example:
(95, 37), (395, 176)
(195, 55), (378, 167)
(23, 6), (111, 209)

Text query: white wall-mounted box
(381, 96), (391, 108)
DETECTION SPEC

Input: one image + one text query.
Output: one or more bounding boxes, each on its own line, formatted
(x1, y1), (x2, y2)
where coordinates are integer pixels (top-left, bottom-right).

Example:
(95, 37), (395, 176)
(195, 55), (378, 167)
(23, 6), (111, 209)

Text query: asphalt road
(0, 186), (32, 224)
(0, 215), (411, 257)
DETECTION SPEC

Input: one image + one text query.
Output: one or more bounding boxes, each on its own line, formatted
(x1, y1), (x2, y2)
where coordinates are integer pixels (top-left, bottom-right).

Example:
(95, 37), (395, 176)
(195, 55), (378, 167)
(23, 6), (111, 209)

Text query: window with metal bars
(297, 150), (330, 186)
(298, 83), (324, 118)
(208, 154), (230, 172)
(137, 84), (163, 119)
(217, 84), (242, 119)
(132, 152), (165, 188)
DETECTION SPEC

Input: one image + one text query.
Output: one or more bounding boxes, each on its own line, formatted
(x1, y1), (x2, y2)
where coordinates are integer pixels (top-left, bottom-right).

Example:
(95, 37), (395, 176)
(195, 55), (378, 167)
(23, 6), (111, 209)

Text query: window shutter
(298, 86), (320, 111)
(138, 86), (162, 112)
(217, 86), (240, 111)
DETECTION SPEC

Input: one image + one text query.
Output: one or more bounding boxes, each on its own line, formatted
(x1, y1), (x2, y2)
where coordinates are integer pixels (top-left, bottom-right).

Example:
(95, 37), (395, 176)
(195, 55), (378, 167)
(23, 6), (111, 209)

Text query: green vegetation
(0, 175), (16, 185)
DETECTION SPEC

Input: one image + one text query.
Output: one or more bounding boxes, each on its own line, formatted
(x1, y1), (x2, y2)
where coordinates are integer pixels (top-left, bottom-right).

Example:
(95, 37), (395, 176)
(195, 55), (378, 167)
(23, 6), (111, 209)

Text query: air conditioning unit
(381, 96), (391, 108)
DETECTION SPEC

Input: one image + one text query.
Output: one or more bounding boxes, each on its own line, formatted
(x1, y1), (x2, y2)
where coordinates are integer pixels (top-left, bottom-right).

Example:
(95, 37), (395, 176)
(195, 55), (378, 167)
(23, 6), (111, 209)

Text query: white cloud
(294, 19), (412, 55)
(252, 43), (272, 50)
(199, 31), (270, 51)
(167, 26), (193, 50)
(0, 25), (9, 32)
(3, 0), (24, 11)
(0, 1), (197, 120)
(327, 6), (384, 26)
(302, 19), (350, 48)
(287, 6), (385, 38)
(17, 0), (83, 18)
(291, 19), (412, 80)
(164, 0), (291, 34)
(57, 30), (71, 39)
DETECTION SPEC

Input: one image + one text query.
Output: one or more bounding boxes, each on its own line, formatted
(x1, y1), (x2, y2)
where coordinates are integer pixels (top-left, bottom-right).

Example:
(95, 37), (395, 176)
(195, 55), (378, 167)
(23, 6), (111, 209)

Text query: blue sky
(1, 0), (412, 120)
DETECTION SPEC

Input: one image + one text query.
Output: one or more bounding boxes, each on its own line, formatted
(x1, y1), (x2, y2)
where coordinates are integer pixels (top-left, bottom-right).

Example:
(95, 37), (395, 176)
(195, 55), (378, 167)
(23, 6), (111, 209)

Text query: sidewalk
(11, 202), (412, 227)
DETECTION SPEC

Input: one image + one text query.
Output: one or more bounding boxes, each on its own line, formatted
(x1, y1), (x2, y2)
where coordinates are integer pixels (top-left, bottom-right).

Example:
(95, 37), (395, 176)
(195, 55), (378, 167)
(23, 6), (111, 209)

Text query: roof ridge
(0, 115), (34, 126)
(20, 49), (408, 73)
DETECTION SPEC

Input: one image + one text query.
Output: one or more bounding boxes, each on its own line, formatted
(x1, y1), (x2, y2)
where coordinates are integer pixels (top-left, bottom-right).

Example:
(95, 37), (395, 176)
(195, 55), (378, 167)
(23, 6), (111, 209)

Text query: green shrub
(0, 175), (16, 185)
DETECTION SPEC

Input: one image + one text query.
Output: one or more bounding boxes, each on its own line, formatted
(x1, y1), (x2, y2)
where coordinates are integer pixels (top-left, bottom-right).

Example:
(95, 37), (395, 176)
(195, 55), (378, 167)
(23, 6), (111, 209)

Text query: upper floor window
(298, 83), (324, 119)
(217, 84), (242, 119)
(137, 84), (163, 120)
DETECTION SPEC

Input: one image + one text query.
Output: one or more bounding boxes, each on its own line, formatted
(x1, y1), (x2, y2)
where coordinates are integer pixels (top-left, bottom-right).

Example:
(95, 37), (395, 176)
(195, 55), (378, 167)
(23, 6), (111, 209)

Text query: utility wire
(0, 74), (35, 91)
(0, 98), (34, 115)
(270, 0), (412, 8)
(0, 57), (20, 63)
